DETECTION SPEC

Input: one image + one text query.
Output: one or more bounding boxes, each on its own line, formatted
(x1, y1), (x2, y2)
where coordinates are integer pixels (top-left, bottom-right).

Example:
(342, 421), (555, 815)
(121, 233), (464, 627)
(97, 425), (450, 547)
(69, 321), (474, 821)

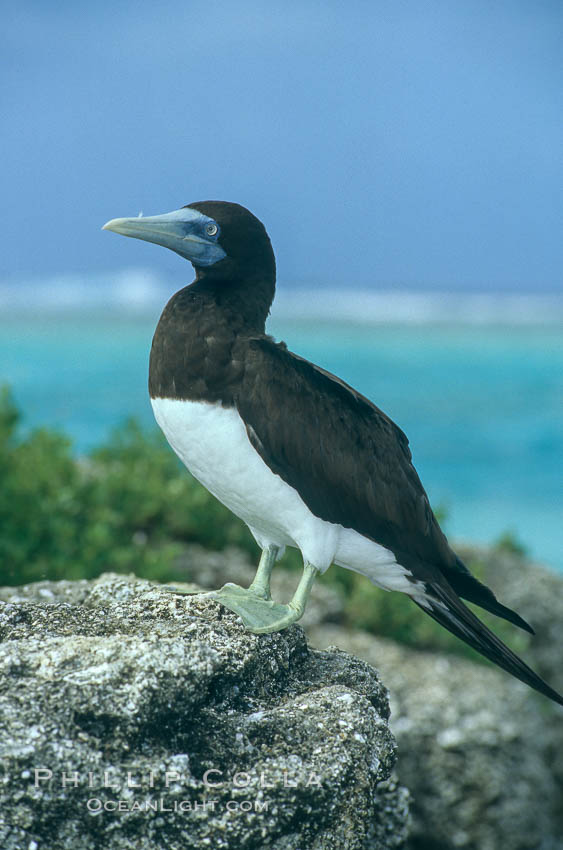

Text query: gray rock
(309, 626), (563, 850)
(0, 574), (408, 850)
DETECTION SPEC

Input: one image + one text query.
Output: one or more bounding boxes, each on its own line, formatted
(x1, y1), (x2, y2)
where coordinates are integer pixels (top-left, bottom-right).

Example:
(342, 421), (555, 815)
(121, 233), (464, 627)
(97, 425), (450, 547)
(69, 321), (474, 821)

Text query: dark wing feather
(237, 337), (453, 569)
(237, 337), (532, 632)
(416, 580), (562, 705)
(443, 555), (534, 633)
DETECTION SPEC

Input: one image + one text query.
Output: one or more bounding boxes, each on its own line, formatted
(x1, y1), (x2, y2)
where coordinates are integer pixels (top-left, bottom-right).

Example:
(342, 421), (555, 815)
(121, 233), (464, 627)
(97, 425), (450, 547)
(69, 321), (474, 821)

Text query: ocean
(1, 274), (562, 571)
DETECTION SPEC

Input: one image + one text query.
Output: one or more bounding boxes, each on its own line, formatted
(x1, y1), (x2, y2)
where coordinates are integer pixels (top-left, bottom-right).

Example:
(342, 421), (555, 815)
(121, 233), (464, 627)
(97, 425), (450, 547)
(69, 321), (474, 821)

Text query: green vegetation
(0, 386), (262, 585)
(0, 386), (531, 661)
(494, 530), (528, 557)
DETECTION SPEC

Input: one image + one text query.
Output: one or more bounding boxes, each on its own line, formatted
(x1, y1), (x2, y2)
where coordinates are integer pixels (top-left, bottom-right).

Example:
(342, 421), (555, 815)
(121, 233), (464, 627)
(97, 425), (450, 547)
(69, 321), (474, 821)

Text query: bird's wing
(235, 337), (563, 704)
(236, 336), (453, 570)
(236, 335), (539, 640)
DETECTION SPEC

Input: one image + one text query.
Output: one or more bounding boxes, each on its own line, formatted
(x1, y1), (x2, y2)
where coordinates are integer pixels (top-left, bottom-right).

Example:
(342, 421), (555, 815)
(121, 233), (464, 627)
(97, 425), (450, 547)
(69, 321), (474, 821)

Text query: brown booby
(103, 200), (563, 706)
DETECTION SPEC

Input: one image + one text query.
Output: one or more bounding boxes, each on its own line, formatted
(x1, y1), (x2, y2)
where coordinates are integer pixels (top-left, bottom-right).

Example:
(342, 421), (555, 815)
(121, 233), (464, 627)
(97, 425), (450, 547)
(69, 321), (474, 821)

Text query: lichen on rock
(0, 574), (409, 850)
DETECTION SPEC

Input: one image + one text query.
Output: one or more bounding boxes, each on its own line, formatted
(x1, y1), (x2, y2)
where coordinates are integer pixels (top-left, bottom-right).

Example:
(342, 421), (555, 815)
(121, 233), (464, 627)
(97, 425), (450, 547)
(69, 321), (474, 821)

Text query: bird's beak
(102, 207), (226, 267)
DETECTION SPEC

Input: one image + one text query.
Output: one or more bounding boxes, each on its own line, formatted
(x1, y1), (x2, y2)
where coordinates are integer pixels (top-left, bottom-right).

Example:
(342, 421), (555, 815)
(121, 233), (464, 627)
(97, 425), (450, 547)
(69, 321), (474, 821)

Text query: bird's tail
(414, 579), (563, 706)
(441, 555), (535, 634)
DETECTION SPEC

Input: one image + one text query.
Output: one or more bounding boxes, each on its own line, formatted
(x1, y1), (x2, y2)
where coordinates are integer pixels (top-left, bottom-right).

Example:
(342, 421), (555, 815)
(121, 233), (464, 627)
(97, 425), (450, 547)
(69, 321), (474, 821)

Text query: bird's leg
(164, 545), (278, 599)
(208, 560), (319, 634)
(247, 544), (278, 599)
(285, 561), (318, 621)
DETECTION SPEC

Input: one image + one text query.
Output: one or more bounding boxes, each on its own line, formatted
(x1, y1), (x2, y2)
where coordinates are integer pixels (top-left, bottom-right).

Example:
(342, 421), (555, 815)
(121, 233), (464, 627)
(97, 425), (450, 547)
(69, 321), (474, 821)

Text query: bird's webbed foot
(165, 546), (319, 634)
(209, 559), (318, 633)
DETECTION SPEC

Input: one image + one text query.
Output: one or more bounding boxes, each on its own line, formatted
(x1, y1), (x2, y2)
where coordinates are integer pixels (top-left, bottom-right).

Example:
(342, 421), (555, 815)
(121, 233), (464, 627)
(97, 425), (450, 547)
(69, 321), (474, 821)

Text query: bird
(103, 200), (563, 707)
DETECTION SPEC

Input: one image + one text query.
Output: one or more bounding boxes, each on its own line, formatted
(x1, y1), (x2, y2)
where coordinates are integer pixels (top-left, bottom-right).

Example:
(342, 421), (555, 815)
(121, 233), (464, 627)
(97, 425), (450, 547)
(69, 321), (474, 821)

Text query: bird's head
(103, 201), (275, 282)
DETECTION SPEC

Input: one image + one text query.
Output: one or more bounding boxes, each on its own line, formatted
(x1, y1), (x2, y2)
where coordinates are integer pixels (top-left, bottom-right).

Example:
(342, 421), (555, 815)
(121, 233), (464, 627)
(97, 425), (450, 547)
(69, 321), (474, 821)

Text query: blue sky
(3, 0), (562, 290)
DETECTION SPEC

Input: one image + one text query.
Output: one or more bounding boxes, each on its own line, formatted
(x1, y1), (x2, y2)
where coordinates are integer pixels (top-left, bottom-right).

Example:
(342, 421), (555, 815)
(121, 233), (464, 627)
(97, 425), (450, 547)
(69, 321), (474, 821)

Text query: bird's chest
(149, 305), (242, 403)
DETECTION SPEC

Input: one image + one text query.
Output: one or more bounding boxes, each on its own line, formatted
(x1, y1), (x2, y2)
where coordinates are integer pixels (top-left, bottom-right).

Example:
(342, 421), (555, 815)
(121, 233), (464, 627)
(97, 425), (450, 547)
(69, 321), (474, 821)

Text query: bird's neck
(193, 266), (276, 333)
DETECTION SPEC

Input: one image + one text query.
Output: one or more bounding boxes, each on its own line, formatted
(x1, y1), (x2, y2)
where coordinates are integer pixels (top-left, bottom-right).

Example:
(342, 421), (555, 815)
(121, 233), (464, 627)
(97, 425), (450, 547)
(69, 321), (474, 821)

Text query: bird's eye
(205, 223), (218, 237)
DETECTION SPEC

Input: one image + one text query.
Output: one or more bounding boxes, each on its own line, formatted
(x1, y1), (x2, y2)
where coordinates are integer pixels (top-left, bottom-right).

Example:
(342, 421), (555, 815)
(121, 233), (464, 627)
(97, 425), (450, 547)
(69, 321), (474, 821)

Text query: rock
(308, 626), (563, 850)
(0, 574), (408, 850)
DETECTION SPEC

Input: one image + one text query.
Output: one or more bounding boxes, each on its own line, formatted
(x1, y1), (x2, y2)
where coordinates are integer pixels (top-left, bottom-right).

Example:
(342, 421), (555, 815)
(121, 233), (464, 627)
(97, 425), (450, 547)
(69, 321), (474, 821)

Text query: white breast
(151, 397), (418, 595)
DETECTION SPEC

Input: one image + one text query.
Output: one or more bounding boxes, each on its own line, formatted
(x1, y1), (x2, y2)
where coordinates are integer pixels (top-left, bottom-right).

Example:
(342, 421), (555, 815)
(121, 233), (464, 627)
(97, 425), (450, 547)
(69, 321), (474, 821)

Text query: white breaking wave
(0, 269), (175, 313)
(275, 288), (563, 325)
(1, 271), (562, 325)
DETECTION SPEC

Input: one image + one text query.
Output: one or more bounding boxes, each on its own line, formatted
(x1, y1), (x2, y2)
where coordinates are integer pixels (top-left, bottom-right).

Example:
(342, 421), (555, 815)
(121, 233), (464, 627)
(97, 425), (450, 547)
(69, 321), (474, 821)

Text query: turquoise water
(1, 311), (562, 571)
